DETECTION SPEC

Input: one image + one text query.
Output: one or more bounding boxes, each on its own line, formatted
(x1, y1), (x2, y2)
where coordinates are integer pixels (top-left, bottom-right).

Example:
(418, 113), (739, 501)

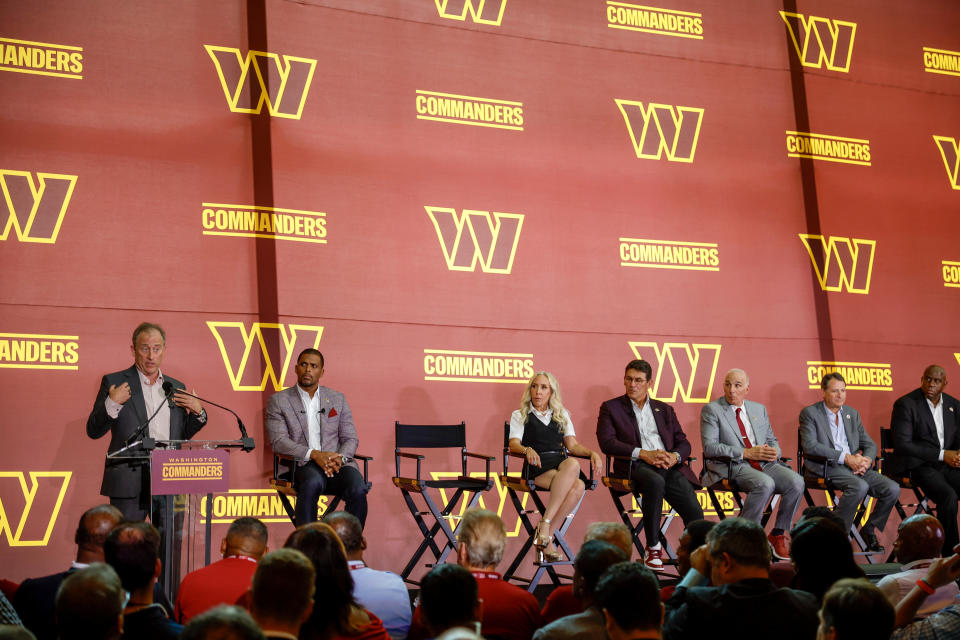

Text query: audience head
(323, 510), (365, 557)
(456, 508), (506, 570)
(103, 521), (160, 594)
(419, 563), (480, 638)
(222, 516), (268, 560)
(595, 562), (662, 639)
(75, 504), (123, 562)
(55, 563), (125, 640)
(181, 605), (265, 640)
(250, 549), (314, 633)
(798, 505), (846, 532)
(818, 578), (894, 640)
(895, 514), (944, 563)
(283, 522), (356, 637)
(706, 517), (770, 585)
(677, 519), (715, 576)
(0, 626), (36, 640)
(584, 522), (633, 560)
(790, 517), (864, 602)
(572, 540), (628, 604)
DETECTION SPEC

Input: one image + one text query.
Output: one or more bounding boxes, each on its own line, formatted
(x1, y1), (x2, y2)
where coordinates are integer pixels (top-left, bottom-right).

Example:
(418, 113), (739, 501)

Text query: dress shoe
(862, 531), (885, 553)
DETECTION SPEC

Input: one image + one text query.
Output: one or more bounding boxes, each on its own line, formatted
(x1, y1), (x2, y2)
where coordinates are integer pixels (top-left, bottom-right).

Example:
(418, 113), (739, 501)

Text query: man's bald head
(75, 504), (123, 563)
(223, 517), (268, 560)
(323, 511), (364, 558)
(895, 514), (944, 563)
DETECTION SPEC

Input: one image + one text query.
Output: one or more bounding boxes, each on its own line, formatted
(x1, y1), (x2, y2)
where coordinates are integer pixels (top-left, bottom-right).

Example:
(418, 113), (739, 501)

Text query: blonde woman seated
(508, 371), (602, 562)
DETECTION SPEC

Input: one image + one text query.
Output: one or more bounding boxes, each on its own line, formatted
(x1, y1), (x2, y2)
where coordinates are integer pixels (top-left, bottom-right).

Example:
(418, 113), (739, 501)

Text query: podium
(107, 437), (253, 600)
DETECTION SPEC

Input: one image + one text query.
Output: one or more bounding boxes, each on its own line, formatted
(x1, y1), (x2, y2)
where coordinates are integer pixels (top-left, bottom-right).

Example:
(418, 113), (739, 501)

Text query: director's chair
(392, 421), (496, 586)
(500, 423), (597, 592)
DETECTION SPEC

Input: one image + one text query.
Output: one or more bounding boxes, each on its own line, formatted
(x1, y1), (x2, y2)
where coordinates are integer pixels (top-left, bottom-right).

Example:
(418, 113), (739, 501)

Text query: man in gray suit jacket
(87, 323), (207, 521)
(700, 369), (804, 560)
(265, 348), (367, 527)
(799, 372), (898, 552)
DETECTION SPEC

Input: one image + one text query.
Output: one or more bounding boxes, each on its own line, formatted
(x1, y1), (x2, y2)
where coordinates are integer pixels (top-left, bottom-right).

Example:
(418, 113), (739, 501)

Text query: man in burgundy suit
(597, 359), (704, 570)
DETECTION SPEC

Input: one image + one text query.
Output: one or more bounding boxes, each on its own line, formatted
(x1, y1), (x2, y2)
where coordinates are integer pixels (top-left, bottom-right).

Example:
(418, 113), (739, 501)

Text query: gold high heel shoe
(535, 518), (563, 563)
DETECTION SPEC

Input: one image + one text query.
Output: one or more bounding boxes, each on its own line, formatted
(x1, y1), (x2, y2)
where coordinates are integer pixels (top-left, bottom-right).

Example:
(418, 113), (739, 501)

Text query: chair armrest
(465, 451), (496, 461)
(396, 451), (425, 460)
(351, 454), (372, 484)
(463, 450), (495, 487)
(354, 454), (373, 461)
(394, 449), (425, 485)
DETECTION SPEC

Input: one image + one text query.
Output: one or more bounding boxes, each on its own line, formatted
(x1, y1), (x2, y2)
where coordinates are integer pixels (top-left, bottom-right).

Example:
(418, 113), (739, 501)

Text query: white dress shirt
(630, 398), (667, 459)
(823, 402), (852, 464)
(729, 403), (758, 445)
(296, 384), (324, 459)
(926, 397), (946, 461)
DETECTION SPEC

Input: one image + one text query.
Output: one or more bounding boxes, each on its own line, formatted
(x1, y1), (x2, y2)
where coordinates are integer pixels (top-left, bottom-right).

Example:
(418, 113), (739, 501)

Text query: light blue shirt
(349, 561), (412, 640)
(822, 402), (851, 464)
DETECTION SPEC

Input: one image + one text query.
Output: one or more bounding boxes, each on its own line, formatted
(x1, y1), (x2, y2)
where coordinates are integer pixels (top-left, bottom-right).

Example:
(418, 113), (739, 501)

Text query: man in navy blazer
(890, 365), (960, 554)
(596, 359), (703, 570)
(700, 369), (804, 560)
(265, 348), (366, 527)
(86, 323), (206, 521)
(799, 372), (898, 552)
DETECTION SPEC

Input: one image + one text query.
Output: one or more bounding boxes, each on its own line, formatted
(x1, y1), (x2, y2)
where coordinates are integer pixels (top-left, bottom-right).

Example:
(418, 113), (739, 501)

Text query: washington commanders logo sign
(0, 471), (71, 547)
(204, 45), (317, 119)
(933, 136), (960, 191)
(779, 11), (856, 73)
(0, 333), (79, 370)
(627, 342), (722, 403)
(805, 362), (892, 391)
(207, 322), (324, 391)
(798, 234), (876, 295)
(605, 2), (704, 39)
(434, 0), (507, 26)
(426, 207), (524, 274)
(0, 37), (83, 79)
(0, 170), (77, 243)
(616, 100), (704, 163)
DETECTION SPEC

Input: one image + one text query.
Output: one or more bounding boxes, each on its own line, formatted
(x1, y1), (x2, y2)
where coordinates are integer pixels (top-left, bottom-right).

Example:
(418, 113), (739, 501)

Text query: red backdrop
(2, 0), (959, 582)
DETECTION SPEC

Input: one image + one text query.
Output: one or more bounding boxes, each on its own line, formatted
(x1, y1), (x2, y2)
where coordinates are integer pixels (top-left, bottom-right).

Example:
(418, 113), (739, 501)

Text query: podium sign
(151, 449), (229, 495)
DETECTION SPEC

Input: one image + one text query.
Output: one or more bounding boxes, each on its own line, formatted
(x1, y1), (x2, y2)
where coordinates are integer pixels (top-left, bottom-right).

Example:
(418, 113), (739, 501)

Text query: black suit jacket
(596, 394), (698, 486)
(86, 365), (205, 498)
(663, 578), (818, 640)
(13, 570), (70, 640)
(889, 388), (960, 475)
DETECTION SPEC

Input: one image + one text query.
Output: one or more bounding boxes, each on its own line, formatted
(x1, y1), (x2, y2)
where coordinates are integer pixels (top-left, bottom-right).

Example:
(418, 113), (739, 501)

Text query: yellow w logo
(933, 136), (960, 190)
(780, 12), (857, 73)
(615, 100), (704, 163)
(426, 207), (524, 274)
(434, 0), (507, 25)
(204, 45), (317, 119)
(628, 342), (722, 403)
(207, 322), (324, 391)
(431, 472), (530, 537)
(0, 472), (71, 547)
(0, 171), (77, 243)
(799, 234), (876, 295)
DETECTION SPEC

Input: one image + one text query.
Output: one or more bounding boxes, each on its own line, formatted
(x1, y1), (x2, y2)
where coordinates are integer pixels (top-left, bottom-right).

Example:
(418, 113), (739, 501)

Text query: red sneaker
(645, 547), (664, 571)
(768, 532), (790, 561)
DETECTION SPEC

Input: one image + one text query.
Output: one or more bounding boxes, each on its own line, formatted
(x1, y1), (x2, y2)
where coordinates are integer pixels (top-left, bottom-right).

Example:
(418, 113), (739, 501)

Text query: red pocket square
(328, 408), (338, 418)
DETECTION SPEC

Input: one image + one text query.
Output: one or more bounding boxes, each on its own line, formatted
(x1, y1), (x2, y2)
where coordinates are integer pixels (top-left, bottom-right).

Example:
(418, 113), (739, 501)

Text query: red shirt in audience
(175, 556), (259, 623)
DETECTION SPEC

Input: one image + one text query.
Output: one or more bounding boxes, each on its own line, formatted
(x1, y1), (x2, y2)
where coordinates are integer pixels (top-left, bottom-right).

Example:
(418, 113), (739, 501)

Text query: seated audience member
(541, 522), (632, 624)
(14, 505), (125, 640)
(54, 563), (125, 640)
(891, 545), (960, 639)
(409, 509), (541, 640)
(877, 514), (959, 618)
(176, 517), (268, 623)
(788, 517), (864, 603)
(533, 541), (628, 640)
(284, 523), (389, 640)
(325, 511), (411, 639)
(595, 562), (663, 640)
(662, 517), (818, 640)
(797, 505), (846, 530)
(817, 578), (894, 640)
(181, 605), (265, 640)
(0, 625), (35, 640)
(661, 519), (715, 601)
(249, 549), (315, 639)
(104, 522), (181, 640)
(418, 565), (482, 640)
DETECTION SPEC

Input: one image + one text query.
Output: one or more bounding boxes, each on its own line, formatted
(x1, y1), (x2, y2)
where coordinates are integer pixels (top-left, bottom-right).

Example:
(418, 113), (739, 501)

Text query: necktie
(736, 407), (762, 470)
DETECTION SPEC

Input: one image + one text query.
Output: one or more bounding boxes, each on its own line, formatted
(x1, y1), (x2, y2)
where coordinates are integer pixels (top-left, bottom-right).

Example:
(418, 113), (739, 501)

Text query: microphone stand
(171, 389), (256, 452)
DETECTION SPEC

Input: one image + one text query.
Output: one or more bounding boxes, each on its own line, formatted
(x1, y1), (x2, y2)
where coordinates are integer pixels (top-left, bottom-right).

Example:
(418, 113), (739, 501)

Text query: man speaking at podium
(87, 322), (207, 521)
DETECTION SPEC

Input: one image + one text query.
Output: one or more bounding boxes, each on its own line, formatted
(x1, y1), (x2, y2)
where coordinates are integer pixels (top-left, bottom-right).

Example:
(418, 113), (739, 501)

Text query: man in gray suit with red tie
(265, 348), (367, 527)
(889, 364), (960, 555)
(799, 372), (898, 552)
(699, 368), (804, 560)
(597, 359), (704, 570)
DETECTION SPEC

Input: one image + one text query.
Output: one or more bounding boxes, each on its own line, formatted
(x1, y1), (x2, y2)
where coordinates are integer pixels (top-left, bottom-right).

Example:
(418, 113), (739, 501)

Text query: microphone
(162, 381), (175, 409)
(172, 389), (256, 453)
(122, 383), (177, 449)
